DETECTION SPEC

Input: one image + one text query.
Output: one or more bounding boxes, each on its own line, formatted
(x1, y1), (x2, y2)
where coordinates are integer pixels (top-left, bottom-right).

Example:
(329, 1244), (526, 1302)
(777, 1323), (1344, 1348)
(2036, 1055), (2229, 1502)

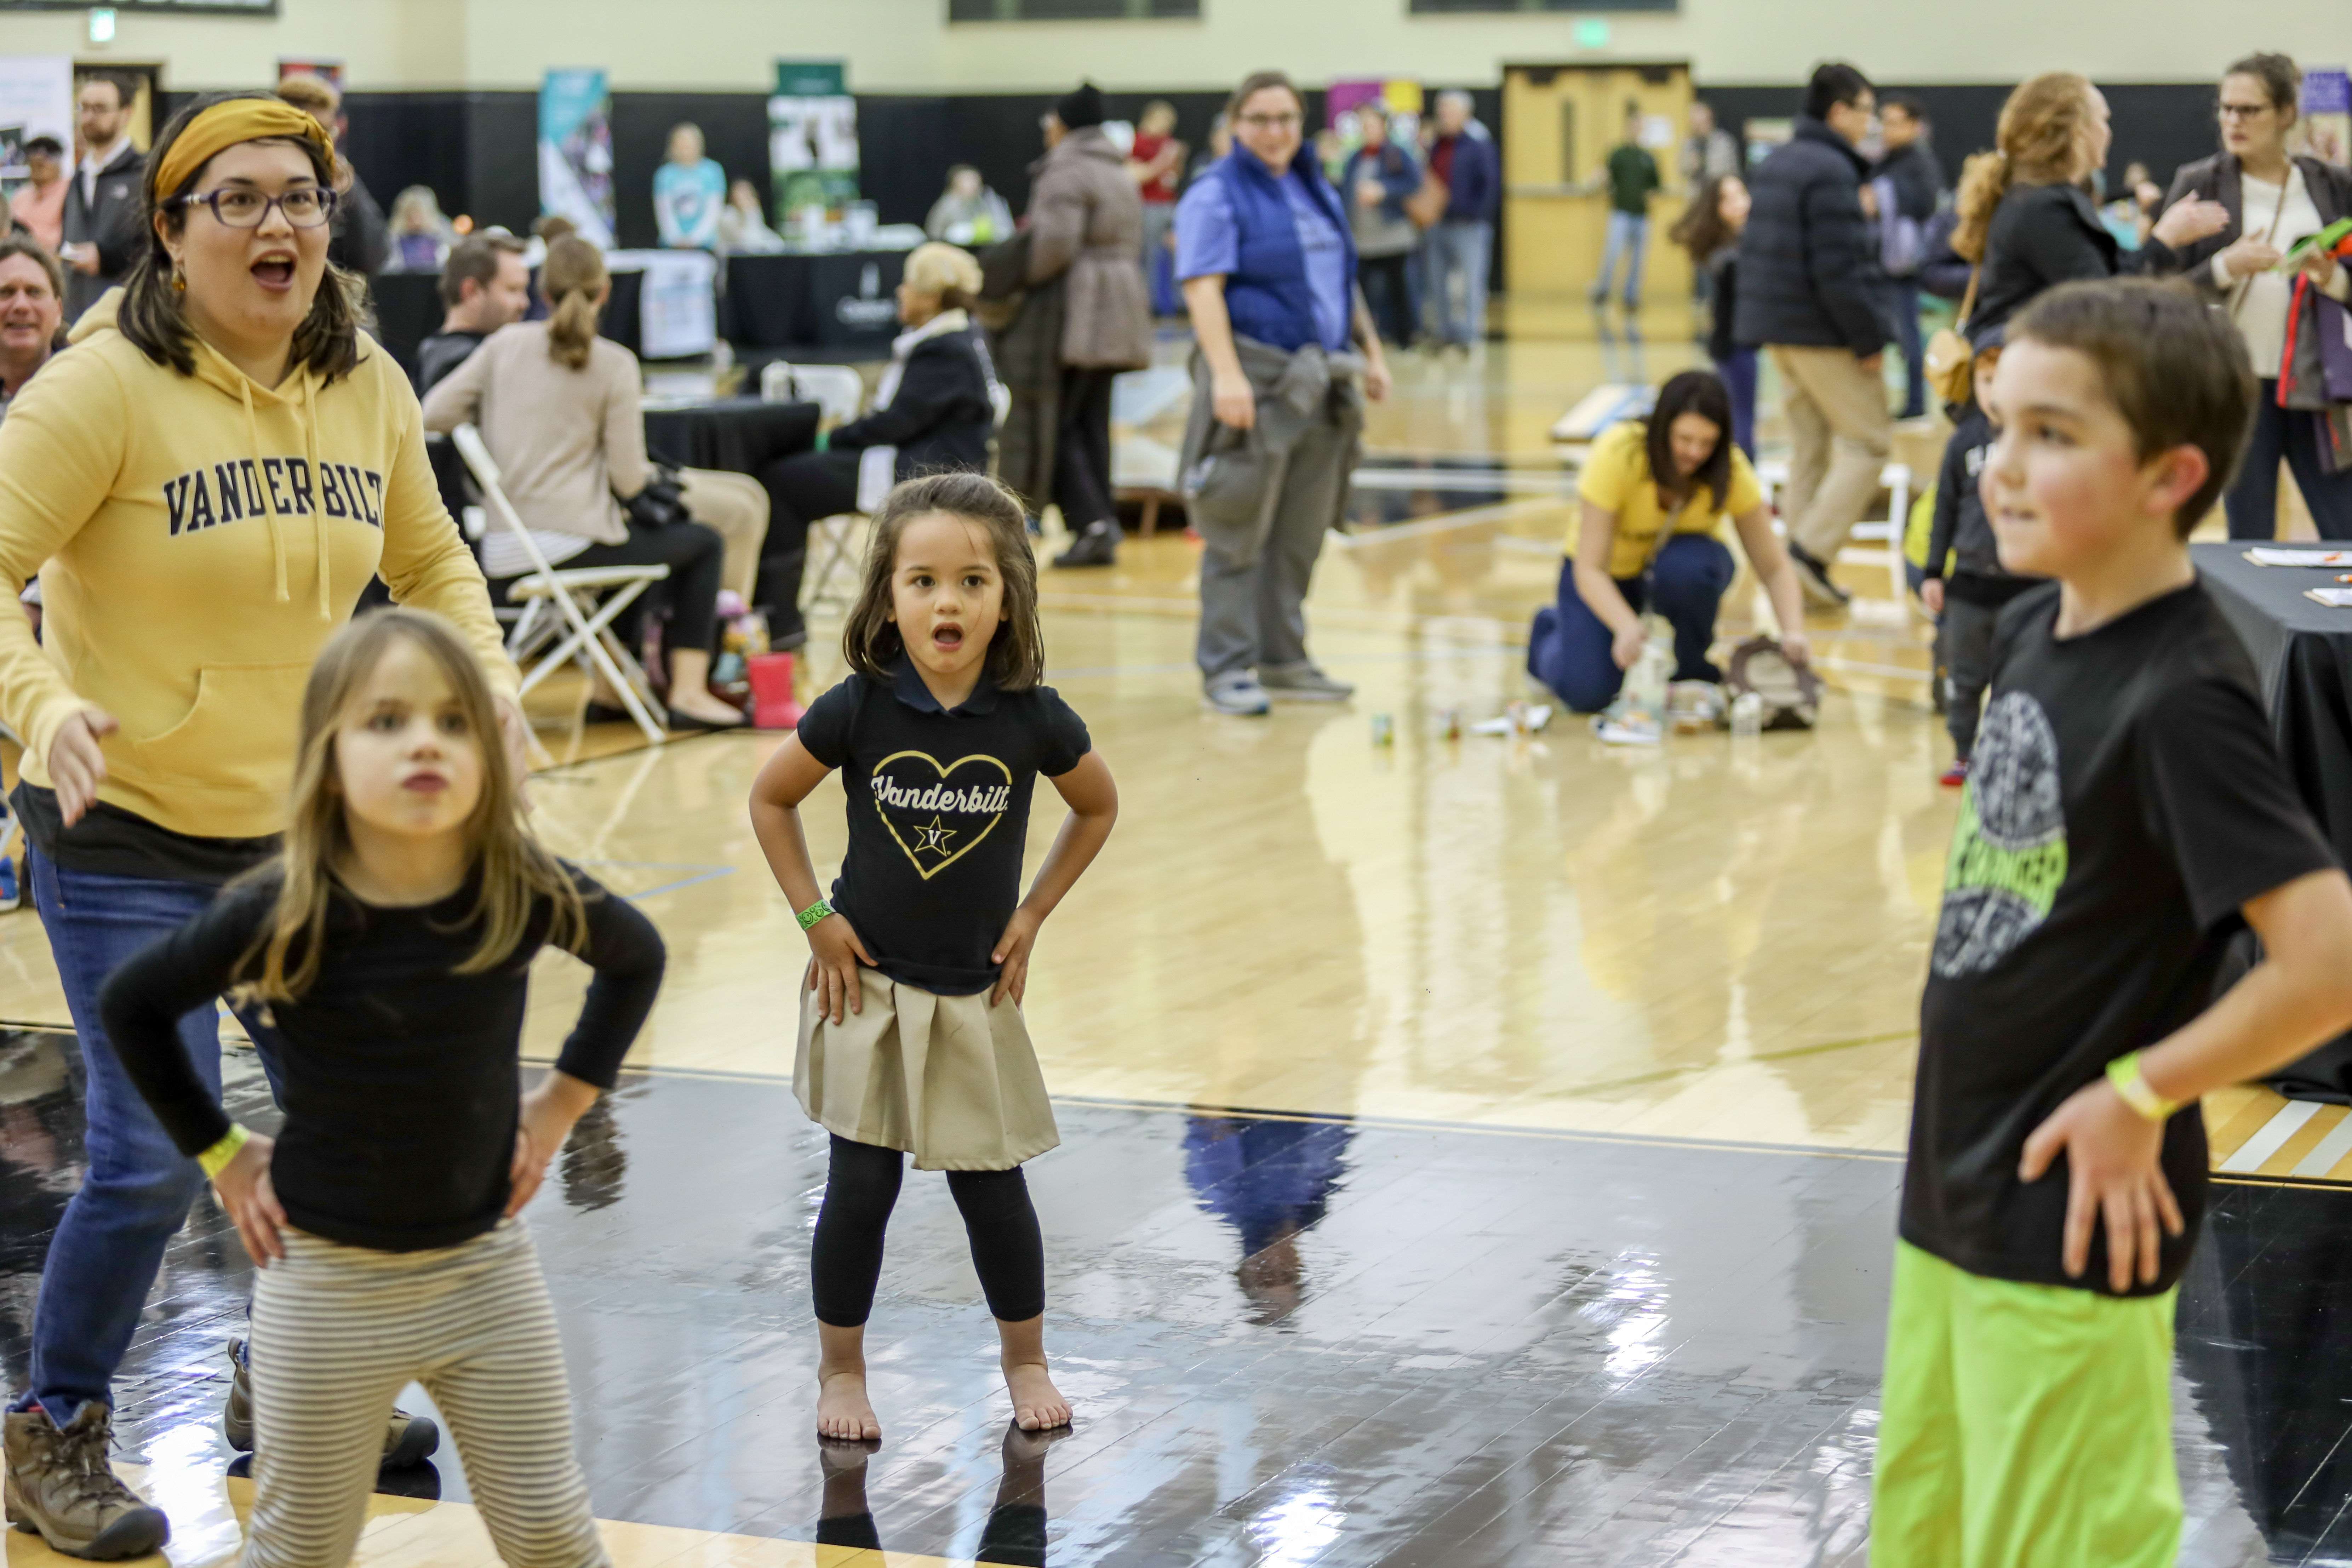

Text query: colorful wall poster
(2304, 68), (2350, 169)
(540, 68), (616, 248)
(0, 55), (72, 181)
(275, 58), (344, 92)
(769, 60), (858, 221)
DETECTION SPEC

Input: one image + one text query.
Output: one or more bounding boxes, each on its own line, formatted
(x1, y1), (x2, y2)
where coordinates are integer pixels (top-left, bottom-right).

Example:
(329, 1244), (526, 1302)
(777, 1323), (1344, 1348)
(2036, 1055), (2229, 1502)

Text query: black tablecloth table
(2197, 540), (2352, 1096)
(366, 268), (647, 380)
(725, 250), (907, 355)
(641, 397), (820, 476)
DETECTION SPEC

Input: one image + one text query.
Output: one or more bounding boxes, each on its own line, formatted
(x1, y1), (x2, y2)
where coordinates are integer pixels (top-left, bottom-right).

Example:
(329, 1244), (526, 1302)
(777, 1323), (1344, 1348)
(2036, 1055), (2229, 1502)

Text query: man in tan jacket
(1024, 82), (1151, 568)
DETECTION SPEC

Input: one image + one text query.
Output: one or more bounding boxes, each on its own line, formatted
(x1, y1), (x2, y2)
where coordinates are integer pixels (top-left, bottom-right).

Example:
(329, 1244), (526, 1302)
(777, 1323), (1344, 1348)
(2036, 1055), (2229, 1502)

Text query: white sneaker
(1258, 663), (1355, 702)
(1591, 697), (1662, 746)
(1203, 674), (1272, 716)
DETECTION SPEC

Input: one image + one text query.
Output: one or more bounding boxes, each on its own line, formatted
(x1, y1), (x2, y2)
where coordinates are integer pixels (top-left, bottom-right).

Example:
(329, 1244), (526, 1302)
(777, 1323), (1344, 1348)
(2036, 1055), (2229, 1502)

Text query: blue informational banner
(2305, 68), (2349, 168)
(539, 68), (615, 248)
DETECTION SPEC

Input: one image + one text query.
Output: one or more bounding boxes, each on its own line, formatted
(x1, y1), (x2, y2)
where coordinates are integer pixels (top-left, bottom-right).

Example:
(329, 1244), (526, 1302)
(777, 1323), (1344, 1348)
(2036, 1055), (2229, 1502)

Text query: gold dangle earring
(171, 263), (187, 293)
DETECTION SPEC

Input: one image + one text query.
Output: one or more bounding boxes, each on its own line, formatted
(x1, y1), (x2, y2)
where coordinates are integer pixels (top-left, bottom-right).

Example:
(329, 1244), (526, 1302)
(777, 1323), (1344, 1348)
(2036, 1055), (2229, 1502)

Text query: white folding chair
(450, 424), (670, 746)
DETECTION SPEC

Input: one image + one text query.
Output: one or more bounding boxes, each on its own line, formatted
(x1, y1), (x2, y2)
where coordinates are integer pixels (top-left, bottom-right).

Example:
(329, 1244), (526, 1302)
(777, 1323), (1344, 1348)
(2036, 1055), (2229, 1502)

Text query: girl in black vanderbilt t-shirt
(749, 473), (1117, 1445)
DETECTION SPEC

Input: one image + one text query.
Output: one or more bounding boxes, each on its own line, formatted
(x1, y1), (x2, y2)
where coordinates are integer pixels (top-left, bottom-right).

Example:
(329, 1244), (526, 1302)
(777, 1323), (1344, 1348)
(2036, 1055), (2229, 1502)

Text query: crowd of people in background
(2, 53), (2347, 732)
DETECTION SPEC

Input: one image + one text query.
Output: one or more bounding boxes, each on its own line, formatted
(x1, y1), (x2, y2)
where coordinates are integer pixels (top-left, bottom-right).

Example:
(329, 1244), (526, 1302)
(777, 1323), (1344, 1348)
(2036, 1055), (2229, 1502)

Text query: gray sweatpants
(1195, 413), (1356, 682)
(1942, 595), (2002, 762)
(243, 1219), (607, 1568)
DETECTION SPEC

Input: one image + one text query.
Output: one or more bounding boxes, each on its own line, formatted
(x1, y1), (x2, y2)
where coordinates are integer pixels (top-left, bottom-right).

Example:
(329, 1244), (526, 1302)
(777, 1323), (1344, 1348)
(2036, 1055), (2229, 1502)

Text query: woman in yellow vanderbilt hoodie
(0, 94), (515, 1560)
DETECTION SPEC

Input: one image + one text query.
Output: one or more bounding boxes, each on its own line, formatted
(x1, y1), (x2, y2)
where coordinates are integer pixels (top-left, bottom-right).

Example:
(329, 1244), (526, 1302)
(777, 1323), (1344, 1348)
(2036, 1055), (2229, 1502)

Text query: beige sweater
(419, 322), (647, 550)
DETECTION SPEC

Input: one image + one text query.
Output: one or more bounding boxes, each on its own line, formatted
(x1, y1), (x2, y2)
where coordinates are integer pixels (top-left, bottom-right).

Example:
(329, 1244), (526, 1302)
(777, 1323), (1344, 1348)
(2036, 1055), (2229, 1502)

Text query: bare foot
(1002, 1360), (1071, 1432)
(817, 1368), (881, 1441)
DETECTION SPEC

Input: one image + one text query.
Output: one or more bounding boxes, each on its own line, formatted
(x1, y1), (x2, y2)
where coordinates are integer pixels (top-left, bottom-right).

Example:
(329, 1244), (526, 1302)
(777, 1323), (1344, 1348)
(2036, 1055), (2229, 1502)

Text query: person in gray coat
(1023, 82), (1152, 568)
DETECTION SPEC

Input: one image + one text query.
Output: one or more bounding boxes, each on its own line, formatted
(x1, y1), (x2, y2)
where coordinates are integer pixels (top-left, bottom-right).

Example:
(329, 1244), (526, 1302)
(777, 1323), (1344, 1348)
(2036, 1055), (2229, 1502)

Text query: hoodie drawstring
(221, 347), (331, 618)
(301, 368), (328, 618)
(233, 372), (291, 606)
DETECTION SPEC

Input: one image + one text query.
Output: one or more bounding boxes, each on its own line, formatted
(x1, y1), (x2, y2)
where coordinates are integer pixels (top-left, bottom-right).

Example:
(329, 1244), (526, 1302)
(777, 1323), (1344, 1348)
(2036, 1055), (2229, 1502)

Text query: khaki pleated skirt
(794, 969), (1060, 1171)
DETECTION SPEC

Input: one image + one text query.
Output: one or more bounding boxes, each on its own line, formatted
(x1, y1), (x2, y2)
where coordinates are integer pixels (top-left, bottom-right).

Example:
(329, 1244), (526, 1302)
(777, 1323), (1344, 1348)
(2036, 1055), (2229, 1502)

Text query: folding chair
(450, 424), (670, 746)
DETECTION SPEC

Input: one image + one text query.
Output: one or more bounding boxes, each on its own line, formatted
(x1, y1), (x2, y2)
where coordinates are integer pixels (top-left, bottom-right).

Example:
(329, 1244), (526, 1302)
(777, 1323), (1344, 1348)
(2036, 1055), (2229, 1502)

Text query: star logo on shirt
(912, 817), (958, 855)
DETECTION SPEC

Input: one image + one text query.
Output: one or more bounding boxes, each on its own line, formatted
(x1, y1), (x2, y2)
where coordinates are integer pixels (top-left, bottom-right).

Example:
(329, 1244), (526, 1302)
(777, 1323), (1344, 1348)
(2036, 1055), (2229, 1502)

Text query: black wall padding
(1696, 81), (2225, 207)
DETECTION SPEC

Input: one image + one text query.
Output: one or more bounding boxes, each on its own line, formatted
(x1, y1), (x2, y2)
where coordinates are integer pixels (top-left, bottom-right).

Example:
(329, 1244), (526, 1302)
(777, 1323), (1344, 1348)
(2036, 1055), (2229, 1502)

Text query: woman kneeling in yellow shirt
(1528, 369), (1812, 715)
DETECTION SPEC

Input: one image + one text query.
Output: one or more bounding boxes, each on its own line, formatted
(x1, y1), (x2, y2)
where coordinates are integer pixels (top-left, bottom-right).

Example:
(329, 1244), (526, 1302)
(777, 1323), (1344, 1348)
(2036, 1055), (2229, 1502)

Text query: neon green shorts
(1870, 1240), (2180, 1568)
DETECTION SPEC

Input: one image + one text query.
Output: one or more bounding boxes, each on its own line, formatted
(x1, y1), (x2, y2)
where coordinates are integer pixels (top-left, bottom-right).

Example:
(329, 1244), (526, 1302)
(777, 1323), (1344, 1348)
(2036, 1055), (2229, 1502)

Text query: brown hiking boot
(221, 1338), (438, 1469)
(3, 1403), (169, 1560)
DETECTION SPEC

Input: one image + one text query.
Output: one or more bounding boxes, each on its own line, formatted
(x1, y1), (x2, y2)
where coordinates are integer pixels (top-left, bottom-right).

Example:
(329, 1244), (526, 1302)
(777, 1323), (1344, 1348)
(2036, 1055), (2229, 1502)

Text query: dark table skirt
(2198, 542), (2352, 1097)
(641, 397), (820, 477)
(725, 250), (908, 355)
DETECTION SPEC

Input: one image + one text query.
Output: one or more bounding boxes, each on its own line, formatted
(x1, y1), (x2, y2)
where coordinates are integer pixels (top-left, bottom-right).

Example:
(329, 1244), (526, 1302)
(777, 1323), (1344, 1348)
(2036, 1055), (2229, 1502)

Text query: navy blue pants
(1713, 348), (1758, 461)
(2223, 384), (2352, 541)
(1526, 534), (1736, 713)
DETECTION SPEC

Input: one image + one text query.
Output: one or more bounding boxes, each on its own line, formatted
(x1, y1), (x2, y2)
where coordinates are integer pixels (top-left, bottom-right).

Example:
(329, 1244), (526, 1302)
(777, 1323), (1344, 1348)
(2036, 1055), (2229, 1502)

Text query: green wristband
(2106, 1052), (2181, 1123)
(796, 897), (835, 932)
(198, 1123), (250, 1180)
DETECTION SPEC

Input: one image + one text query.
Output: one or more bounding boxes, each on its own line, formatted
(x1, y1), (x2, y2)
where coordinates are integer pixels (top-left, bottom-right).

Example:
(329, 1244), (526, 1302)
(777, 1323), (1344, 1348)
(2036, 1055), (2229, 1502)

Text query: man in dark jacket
(1425, 90), (1500, 351)
(1735, 62), (1888, 607)
(276, 74), (390, 279)
(1872, 95), (1944, 419)
(58, 73), (142, 324)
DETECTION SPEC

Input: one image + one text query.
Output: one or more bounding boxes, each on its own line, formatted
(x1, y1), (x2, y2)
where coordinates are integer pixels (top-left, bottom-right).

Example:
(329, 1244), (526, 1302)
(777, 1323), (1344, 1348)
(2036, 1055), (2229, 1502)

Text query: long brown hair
(842, 471), (1045, 691)
(542, 235), (607, 371)
(116, 91), (364, 382)
(1670, 174), (1741, 263)
(1952, 73), (2097, 263)
(241, 608), (585, 1002)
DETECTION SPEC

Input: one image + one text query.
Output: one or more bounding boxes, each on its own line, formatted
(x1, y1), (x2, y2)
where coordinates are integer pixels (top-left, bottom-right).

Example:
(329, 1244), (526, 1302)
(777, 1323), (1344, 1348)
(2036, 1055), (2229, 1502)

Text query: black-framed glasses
(171, 187), (338, 229)
(2218, 103), (2274, 121)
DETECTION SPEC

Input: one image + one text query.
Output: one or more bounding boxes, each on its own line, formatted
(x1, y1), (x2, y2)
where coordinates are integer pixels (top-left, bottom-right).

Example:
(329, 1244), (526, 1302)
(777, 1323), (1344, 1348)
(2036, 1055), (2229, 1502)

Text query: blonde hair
(1953, 73), (2098, 263)
(241, 609), (585, 1004)
(542, 235), (608, 371)
(273, 73), (341, 122)
(902, 241), (983, 307)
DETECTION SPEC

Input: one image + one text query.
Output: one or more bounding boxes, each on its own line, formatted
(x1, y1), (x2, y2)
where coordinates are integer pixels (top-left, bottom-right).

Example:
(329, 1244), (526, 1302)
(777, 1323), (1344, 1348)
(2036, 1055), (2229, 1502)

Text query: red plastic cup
(746, 652), (804, 731)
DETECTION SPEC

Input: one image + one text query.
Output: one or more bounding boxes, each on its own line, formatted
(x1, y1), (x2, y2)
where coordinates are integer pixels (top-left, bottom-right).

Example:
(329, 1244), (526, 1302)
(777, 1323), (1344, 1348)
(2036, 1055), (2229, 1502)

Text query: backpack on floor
(1726, 636), (1824, 731)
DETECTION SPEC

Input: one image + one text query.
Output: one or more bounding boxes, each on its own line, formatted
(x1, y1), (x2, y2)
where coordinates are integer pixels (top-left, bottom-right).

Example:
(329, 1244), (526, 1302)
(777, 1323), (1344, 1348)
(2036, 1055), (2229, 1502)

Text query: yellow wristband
(197, 1123), (250, 1180)
(2105, 1052), (2181, 1123)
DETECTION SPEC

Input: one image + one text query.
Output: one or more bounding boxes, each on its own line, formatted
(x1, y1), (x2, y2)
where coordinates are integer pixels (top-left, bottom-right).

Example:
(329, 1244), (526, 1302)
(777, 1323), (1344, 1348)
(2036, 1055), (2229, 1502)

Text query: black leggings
(810, 1134), (1045, 1328)
(752, 447), (859, 618)
(504, 519), (726, 657)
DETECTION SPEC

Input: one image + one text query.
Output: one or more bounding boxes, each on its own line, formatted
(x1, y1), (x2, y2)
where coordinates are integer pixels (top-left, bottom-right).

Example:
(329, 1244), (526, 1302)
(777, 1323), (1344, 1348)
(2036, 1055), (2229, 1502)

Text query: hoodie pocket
(127, 662), (313, 793)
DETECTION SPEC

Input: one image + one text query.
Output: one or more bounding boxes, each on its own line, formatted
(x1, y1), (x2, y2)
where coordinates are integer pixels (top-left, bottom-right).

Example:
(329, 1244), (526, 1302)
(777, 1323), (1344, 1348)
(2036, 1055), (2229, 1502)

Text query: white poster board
(0, 56), (73, 179)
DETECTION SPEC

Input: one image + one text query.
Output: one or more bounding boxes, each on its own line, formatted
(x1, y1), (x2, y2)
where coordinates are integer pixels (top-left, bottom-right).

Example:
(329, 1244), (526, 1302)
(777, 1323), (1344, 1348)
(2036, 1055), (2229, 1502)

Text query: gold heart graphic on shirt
(867, 750), (1015, 881)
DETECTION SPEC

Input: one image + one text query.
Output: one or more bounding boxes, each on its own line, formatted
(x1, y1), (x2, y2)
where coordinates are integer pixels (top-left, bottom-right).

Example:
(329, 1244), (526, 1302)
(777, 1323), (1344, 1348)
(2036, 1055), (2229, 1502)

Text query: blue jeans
(17, 849), (268, 1424)
(1526, 534), (1736, 713)
(1592, 211), (1650, 308)
(1424, 220), (1490, 346)
(2224, 383), (2352, 541)
(1880, 278), (1925, 417)
(1713, 348), (1759, 461)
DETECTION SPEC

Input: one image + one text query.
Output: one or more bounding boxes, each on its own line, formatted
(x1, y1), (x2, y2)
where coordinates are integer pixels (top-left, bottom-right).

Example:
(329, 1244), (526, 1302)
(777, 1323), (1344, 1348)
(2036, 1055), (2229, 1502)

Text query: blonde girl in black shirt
(748, 472), (1117, 1442)
(103, 609), (663, 1568)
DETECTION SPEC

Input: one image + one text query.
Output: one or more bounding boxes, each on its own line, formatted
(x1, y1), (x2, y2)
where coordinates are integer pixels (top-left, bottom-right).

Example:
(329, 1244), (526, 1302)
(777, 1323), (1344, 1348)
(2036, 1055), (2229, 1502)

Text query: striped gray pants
(244, 1219), (608, 1568)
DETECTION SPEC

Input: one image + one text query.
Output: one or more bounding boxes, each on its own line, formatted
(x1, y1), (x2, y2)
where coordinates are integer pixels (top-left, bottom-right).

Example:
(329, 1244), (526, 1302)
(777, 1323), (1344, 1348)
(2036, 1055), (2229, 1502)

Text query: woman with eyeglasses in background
(0, 91), (515, 1556)
(2156, 52), (2352, 539)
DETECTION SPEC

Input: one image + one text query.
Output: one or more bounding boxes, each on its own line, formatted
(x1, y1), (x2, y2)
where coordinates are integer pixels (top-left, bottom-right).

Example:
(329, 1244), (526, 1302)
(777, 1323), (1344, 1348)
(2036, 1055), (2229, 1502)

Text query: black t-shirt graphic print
(1902, 581), (2336, 1296)
(796, 665), (1092, 995)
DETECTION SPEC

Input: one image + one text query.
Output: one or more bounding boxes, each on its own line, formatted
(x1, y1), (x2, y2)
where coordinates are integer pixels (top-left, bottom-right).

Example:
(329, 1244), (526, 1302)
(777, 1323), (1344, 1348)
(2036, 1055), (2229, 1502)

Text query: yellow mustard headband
(153, 99), (334, 201)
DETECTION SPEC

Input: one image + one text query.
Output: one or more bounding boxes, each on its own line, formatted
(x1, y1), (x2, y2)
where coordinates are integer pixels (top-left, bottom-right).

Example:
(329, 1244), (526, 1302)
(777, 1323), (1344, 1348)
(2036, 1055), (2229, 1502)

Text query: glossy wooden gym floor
(0, 302), (2339, 1566)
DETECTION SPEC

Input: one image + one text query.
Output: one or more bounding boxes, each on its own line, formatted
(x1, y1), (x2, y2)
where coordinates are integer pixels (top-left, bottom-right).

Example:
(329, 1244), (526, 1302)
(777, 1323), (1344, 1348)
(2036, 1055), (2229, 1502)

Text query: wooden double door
(1502, 63), (1694, 305)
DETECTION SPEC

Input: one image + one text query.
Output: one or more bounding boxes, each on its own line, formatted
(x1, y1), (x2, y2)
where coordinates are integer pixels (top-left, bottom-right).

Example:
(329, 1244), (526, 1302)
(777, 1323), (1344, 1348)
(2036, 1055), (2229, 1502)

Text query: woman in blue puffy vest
(1174, 70), (1393, 717)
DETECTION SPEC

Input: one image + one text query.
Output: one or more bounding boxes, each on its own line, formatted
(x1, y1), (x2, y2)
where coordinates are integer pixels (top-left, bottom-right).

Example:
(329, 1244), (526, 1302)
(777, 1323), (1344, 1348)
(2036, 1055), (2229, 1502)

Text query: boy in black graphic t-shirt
(1872, 280), (2352, 1568)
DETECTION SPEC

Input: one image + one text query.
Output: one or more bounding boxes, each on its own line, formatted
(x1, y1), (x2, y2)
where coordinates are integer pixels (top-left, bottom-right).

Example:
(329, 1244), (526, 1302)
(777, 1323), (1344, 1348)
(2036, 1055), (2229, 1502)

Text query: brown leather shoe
(3, 1403), (168, 1560)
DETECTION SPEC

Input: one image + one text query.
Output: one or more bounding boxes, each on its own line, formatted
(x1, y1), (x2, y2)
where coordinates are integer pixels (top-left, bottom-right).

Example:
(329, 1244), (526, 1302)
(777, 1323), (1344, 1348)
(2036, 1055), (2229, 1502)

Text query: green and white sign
(769, 59), (858, 219)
